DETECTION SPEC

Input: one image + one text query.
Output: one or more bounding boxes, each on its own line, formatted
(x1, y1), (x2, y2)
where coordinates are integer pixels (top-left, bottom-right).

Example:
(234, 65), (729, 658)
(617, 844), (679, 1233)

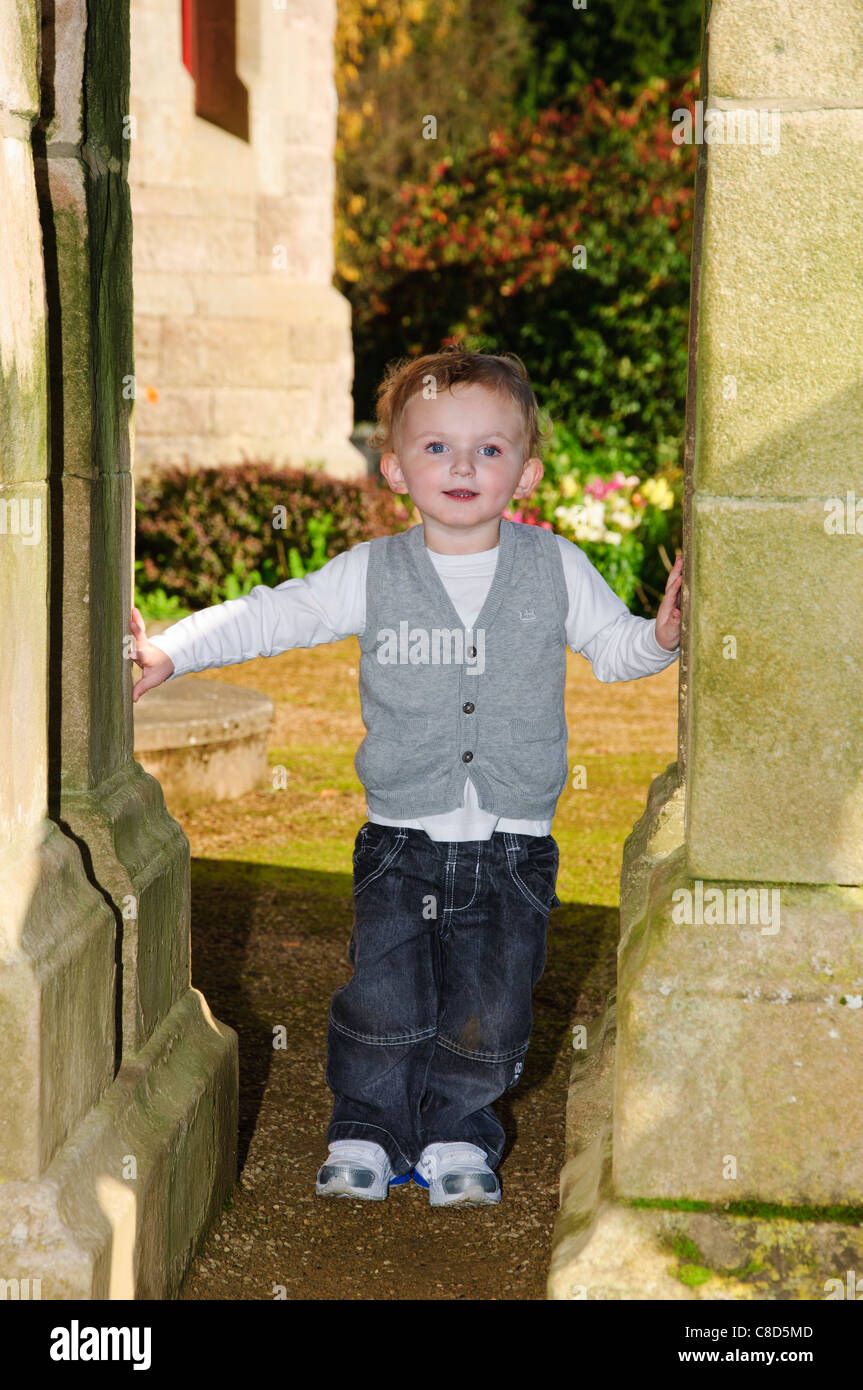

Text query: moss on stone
(625, 1194), (863, 1224)
(676, 1262), (712, 1287)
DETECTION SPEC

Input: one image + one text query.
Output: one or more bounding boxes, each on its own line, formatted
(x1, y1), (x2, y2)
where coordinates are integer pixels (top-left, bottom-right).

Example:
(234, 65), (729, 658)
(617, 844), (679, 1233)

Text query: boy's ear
(379, 451), (409, 494)
(512, 456), (544, 498)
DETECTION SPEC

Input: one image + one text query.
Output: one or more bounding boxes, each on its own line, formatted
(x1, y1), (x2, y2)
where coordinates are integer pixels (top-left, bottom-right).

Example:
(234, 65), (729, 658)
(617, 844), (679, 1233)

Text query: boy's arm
(556, 534), (680, 683)
(143, 544), (369, 682)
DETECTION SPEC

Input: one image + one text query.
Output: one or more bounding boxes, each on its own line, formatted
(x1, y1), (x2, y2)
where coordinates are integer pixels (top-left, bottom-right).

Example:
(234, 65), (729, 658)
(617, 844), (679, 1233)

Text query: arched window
(181, 0), (249, 141)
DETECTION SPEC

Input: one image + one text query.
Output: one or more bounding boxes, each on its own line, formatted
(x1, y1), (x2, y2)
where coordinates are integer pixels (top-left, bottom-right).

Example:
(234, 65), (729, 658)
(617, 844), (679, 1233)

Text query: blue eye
(480, 445), (501, 456)
(427, 442), (446, 453)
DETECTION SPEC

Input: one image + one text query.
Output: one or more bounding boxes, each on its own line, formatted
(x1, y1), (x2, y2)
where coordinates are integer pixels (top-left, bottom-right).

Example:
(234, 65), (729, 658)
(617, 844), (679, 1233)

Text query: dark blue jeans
(326, 823), (561, 1177)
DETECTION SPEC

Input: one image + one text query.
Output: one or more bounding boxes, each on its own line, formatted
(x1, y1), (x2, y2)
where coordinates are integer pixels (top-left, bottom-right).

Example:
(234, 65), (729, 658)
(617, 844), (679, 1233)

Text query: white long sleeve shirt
(148, 532), (679, 841)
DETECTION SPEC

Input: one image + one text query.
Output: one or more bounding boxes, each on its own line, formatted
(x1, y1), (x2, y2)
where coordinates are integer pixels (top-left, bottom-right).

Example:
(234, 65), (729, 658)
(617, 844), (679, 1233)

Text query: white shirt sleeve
(147, 543), (370, 680)
(555, 533), (679, 683)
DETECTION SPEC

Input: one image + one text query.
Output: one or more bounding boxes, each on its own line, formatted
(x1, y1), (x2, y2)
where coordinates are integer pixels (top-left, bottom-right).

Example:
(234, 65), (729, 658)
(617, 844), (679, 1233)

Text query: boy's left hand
(654, 553), (682, 651)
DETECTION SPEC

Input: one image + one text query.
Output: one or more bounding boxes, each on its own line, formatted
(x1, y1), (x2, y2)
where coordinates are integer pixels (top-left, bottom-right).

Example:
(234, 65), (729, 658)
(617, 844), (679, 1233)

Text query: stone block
(130, 183), (252, 222)
(188, 275), (351, 327)
(132, 272), (196, 316)
(212, 386), (310, 437)
(288, 319), (348, 365)
(41, 0), (86, 145)
(159, 316), (291, 388)
(134, 388), (213, 436)
(707, 0), (863, 104)
(0, 135), (46, 486)
(0, 825), (116, 1180)
(0, 0), (39, 118)
(687, 499), (863, 884)
(263, 197), (334, 280)
(133, 212), (256, 275)
(613, 847), (863, 1205)
(619, 763), (685, 946)
(697, 110), (863, 498)
(127, 100), (256, 190)
(0, 986), (237, 1297)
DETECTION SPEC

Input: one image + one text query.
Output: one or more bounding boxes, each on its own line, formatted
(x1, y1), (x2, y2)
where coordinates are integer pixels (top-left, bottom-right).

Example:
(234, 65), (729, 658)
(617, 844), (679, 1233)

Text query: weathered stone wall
(550, 0), (863, 1298)
(129, 0), (364, 480)
(0, 0), (237, 1299)
(614, 0), (863, 1207)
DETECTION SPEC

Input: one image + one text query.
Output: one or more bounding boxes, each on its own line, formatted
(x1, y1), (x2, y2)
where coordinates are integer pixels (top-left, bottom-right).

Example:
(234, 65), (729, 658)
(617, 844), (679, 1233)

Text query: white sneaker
(315, 1140), (411, 1200)
(413, 1142), (501, 1207)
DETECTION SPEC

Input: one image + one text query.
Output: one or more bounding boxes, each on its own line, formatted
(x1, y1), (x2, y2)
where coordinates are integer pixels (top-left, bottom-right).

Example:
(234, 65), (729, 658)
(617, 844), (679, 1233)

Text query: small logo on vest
(518, 607), (536, 621)
(375, 622), (485, 675)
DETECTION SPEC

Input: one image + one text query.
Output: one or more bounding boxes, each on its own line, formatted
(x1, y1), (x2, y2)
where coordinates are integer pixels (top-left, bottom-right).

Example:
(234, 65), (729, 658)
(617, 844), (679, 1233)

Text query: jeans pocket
(505, 836), (561, 915)
(353, 825), (408, 898)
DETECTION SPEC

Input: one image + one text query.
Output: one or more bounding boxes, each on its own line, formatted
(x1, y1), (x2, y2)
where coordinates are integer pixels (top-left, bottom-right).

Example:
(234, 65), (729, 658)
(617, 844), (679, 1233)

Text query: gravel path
(178, 862), (617, 1300)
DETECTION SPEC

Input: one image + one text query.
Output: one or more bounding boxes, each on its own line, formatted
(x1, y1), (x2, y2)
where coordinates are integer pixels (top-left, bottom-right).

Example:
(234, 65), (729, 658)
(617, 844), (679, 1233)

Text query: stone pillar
(0, 0), (237, 1299)
(550, 0), (863, 1298)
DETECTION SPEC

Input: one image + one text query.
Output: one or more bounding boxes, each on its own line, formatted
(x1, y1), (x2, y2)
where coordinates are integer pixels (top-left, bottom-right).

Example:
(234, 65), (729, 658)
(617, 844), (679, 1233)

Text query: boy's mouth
(443, 489), (479, 500)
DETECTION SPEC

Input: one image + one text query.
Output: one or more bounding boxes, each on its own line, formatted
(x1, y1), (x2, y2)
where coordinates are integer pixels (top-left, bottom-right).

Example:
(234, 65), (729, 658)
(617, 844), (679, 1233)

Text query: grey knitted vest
(354, 518), (570, 819)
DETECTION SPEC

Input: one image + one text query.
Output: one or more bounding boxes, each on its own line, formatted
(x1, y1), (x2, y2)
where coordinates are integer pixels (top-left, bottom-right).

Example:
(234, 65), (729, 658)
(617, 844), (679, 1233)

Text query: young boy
(132, 348), (682, 1208)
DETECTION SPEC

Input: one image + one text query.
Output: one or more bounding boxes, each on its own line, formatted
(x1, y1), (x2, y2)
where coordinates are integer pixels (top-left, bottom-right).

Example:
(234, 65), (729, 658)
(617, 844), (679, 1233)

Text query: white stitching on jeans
(437, 1033), (530, 1064)
(328, 1009), (437, 1046)
(448, 840), (482, 913)
(353, 827), (408, 897)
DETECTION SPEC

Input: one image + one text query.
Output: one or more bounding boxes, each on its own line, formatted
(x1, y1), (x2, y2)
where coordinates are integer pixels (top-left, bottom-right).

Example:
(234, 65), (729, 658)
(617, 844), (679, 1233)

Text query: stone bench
(133, 620), (274, 808)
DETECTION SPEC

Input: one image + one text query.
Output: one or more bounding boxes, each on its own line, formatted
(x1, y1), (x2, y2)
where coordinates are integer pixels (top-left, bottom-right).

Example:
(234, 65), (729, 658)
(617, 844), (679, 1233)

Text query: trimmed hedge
(134, 462), (412, 609)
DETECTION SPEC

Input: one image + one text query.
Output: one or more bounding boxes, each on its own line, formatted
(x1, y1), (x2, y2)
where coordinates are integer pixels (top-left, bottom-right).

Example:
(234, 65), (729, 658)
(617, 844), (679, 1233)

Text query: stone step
(133, 619), (274, 808)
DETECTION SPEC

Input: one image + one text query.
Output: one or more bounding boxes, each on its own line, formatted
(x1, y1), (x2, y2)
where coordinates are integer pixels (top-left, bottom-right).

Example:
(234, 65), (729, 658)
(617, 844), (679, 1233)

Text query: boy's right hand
(130, 606), (175, 703)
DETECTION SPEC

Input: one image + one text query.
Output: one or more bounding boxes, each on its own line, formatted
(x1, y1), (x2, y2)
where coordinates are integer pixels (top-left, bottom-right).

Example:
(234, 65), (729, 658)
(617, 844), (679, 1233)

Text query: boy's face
(379, 383), (543, 550)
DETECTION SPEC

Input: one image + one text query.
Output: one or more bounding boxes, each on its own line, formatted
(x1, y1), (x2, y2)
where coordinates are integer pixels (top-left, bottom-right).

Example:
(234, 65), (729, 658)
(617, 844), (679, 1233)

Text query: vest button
(462, 702), (474, 714)
(467, 646), (477, 658)
(462, 750), (473, 763)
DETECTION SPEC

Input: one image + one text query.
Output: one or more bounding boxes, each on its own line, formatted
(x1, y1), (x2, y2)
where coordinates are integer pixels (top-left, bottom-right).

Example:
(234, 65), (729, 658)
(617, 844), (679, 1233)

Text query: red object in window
(182, 0), (193, 74)
(181, 0), (249, 142)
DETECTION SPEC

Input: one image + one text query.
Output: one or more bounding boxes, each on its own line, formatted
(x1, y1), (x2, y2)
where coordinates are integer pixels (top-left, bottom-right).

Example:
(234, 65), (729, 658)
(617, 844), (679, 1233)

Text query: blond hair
(368, 345), (552, 460)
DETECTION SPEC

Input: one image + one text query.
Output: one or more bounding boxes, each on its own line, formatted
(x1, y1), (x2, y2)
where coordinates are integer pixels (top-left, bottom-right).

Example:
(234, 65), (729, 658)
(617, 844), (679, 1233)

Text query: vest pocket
(509, 716), (564, 743)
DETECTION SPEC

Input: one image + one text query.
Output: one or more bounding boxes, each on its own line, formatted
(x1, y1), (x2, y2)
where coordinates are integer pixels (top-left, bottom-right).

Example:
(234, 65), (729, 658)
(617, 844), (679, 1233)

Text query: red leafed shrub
(134, 462), (411, 608)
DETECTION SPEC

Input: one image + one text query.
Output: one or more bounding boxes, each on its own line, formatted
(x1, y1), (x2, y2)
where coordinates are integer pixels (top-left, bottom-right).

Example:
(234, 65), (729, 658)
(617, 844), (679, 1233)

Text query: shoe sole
(413, 1170), (501, 1206)
(315, 1170), (412, 1201)
(429, 1189), (501, 1207)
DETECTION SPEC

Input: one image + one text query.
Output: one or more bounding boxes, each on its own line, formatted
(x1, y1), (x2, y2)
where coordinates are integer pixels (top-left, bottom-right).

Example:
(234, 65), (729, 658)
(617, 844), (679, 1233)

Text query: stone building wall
(129, 0), (365, 480)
